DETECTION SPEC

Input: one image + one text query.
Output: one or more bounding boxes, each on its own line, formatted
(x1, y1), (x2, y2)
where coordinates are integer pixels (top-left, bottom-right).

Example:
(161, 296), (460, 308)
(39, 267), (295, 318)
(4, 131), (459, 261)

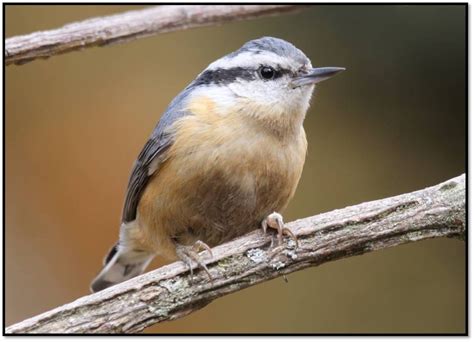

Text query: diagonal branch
(5, 5), (307, 66)
(6, 174), (465, 334)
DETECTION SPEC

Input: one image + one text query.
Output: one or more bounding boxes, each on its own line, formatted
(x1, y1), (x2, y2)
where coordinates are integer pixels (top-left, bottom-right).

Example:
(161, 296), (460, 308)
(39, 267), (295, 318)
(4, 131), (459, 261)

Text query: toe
(262, 212), (298, 248)
(266, 212), (284, 229)
(194, 240), (213, 258)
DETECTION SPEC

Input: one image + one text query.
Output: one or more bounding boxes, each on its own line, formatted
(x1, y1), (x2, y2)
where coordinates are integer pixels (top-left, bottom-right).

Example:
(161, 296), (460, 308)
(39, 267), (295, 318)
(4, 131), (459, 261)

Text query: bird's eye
(259, 66), (276, 80)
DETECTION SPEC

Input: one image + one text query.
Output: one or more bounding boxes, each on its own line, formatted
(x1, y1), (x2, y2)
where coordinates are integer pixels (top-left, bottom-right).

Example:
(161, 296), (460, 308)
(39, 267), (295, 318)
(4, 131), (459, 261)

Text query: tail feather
(91, 244), (154, 293)
(103, 243), (119, 266)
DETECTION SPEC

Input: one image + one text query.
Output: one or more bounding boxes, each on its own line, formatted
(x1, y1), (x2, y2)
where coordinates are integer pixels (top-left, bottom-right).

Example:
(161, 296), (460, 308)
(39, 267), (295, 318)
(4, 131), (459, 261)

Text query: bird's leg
(175, 240), (213, 280)
(261, 212), (298, 248)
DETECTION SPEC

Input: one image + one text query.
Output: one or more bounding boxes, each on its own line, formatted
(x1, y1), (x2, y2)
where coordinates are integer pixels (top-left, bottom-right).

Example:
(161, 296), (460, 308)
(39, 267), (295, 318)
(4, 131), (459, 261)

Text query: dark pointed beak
(291, 67), (345, 88)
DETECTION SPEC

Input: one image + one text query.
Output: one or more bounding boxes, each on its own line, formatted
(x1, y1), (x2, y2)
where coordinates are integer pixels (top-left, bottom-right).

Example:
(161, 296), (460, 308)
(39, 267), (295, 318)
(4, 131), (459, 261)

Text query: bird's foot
(175, 240), (213, 280)
(261, 212), (298, 249)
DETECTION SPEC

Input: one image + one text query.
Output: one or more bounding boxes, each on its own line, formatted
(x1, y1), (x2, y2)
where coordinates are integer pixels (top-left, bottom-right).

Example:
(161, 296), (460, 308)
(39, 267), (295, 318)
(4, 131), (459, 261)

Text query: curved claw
(282, 227), (299, 249)
(176, 241), (213, 281)
(193, 240), (213, 259)
(274, 214), (285, 245)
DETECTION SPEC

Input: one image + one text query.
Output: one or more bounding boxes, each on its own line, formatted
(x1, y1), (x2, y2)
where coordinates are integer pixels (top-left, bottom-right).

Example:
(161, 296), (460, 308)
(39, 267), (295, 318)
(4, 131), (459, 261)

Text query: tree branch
(6, 174), (465, 334)
(5, 5), (307, 66)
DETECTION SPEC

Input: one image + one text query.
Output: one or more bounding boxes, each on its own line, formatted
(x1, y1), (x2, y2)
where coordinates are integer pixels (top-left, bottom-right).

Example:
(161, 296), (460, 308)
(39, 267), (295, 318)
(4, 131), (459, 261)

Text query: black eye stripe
(194, 67), (255, 86)
(194, 66), (293, 86)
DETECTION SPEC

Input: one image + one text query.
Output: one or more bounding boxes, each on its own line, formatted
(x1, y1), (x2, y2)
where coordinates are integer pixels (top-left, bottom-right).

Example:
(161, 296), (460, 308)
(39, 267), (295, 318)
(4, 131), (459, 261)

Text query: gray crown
(235, 36), (309, 65)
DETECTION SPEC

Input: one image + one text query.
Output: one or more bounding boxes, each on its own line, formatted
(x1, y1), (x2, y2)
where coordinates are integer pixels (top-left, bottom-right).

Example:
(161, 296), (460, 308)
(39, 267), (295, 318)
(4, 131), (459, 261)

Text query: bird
(90, 36), (344, 292)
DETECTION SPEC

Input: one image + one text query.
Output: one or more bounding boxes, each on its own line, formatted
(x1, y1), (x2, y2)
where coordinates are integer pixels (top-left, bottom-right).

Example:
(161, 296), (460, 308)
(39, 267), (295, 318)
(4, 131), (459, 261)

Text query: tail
(90, 243), (154, 293)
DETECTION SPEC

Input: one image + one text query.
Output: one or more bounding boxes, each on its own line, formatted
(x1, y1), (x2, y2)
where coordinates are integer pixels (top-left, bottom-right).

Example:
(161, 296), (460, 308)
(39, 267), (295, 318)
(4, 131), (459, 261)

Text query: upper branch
(5, 174), (465, 334)
(5, 5), (306, 66)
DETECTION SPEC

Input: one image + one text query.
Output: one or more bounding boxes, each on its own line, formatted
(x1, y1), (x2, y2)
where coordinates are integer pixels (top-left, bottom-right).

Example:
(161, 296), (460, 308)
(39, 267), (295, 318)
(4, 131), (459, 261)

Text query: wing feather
(121, 87), (194, 223)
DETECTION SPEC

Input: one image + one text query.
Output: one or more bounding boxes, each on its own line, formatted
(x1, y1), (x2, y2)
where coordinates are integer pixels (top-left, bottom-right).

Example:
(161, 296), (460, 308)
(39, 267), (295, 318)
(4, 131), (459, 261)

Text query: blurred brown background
(5, 5), (466, 333)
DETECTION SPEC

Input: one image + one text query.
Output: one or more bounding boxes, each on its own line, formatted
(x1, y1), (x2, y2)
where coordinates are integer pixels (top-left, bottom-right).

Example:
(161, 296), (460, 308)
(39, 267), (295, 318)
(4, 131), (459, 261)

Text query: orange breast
(136, 96), (307, 259)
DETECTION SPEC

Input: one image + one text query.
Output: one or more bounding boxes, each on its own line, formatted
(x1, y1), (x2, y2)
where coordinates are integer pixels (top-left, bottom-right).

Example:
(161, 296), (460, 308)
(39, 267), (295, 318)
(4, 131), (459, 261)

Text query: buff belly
(135, 102), (307, 260)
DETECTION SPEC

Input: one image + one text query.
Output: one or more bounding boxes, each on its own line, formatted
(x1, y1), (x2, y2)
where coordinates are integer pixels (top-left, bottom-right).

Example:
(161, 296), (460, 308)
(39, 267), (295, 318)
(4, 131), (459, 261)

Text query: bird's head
(186, 37), (345, 136)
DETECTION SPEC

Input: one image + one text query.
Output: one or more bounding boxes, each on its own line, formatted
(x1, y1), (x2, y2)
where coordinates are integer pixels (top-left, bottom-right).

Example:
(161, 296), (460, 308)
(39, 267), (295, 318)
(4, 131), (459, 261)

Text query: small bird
(91, 37), (344, 292)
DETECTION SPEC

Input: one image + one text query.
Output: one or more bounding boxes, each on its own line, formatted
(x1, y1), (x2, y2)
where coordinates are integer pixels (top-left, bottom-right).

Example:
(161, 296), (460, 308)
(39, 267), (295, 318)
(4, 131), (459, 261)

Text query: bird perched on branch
(91, 37), (344, 292)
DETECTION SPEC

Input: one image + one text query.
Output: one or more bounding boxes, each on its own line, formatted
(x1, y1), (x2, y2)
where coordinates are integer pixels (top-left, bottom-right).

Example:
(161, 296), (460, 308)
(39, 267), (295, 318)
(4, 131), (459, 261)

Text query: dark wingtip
(103, 243), (119, 266)
(90, 279), (115, 293)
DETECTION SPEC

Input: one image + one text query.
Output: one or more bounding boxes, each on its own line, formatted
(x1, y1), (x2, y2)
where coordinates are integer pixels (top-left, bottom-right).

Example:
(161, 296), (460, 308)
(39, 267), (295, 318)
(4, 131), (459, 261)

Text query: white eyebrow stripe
(206, 51), (292, 71)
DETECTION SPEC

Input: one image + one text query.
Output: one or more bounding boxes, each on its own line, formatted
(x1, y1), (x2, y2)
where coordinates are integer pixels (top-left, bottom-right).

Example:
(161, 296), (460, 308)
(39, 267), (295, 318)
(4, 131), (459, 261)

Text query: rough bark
(6, 174), (465, 334)
(5, 5), (307, 66)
